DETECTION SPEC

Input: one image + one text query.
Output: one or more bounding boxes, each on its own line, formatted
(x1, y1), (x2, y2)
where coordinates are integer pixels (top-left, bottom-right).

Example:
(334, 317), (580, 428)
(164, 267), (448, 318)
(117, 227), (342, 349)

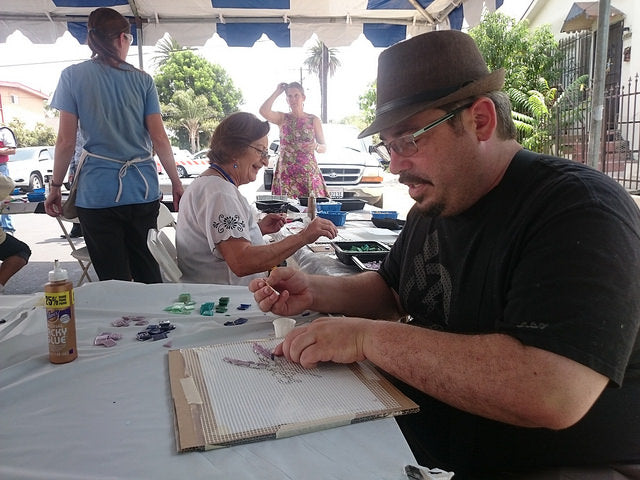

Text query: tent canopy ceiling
(1, 0), (503, 48)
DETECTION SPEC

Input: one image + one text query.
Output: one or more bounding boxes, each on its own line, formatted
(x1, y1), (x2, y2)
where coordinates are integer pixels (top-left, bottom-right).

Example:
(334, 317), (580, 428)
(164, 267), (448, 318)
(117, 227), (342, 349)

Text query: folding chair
(157, 202), (177, 229)
(57, 217), (93, 286)
(147, 228), (182, 283)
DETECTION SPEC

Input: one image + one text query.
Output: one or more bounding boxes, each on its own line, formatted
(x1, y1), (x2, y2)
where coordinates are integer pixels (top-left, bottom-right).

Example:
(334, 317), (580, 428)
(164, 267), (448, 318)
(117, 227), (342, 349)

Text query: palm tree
(152, 34), (190, 68)
(303, 40), (341, 123)
(162, 89), (218, 152)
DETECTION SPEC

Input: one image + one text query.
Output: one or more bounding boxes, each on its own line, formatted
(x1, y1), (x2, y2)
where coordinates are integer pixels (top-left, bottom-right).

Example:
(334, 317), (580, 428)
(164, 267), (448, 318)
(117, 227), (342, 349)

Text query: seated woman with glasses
(176, 112), (339, 285)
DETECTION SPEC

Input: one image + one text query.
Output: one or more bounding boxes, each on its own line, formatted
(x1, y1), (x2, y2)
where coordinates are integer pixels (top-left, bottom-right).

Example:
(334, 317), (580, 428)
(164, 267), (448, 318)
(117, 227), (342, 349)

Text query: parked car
(156, 147), (210, 178)
(263, 124), (386, 206)
(7, 146), (56, 192)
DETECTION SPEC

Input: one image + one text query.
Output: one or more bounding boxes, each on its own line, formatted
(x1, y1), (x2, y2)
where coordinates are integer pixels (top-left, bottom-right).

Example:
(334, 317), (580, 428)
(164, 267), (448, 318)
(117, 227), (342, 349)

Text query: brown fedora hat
(359, 30), (505, 138)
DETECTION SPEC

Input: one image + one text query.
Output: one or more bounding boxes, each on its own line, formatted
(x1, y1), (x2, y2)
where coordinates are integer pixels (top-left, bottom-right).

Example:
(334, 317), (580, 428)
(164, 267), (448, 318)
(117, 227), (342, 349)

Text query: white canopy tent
(1, 0), (503, 49)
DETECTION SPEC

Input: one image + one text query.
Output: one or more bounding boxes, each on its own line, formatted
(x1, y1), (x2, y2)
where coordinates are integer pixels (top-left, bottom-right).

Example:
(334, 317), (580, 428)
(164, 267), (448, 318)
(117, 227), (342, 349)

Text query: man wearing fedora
(250, 30), (640, 478)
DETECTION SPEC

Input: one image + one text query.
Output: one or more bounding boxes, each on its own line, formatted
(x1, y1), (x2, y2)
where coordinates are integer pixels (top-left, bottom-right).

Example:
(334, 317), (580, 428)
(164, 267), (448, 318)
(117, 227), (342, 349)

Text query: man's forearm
(308, 271), (400, 319)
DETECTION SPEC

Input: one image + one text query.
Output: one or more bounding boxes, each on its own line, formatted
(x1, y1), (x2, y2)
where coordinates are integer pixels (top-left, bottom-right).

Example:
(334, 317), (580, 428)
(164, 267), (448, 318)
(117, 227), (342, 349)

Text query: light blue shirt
(51, 60), (162, 208)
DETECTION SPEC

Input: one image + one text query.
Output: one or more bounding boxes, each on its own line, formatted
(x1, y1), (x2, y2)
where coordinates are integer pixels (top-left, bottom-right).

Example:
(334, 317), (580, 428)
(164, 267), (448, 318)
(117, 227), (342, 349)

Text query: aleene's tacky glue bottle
(45, 260), (78, 364)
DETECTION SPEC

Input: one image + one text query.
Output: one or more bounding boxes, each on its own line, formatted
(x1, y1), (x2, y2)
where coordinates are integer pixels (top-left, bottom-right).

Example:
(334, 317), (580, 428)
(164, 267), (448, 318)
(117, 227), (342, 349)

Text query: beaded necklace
(209, 163), (236, 186)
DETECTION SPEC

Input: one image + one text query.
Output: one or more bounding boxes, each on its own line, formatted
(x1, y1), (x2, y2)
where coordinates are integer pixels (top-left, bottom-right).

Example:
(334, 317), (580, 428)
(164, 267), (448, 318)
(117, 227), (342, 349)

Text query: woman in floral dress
(259, 82), (329, 199)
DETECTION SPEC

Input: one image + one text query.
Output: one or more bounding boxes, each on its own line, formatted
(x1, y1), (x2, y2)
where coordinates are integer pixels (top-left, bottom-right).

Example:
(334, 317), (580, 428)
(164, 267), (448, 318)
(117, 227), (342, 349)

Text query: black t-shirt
(378, 150), (640, 475)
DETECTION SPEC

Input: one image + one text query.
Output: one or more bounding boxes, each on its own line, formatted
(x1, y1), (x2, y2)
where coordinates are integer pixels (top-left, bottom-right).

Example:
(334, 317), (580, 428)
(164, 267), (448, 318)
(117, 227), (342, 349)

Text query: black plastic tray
(338, 198), (366, 211)
(371, 217), (406, 230)
(331, 241), (390, 265)
(298, 196), (330, 206)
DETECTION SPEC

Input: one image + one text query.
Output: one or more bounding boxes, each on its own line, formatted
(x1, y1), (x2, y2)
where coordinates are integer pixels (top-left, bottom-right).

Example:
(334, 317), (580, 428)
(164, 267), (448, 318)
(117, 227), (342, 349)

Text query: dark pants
(77, 201), (162, 283)
(0, 232), (31, 262)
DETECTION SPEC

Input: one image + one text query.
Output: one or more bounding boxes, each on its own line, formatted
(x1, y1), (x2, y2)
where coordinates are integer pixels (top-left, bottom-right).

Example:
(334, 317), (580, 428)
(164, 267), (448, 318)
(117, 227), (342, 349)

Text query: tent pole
(587, 0), (610, 169)
(137, 32), (144, 70)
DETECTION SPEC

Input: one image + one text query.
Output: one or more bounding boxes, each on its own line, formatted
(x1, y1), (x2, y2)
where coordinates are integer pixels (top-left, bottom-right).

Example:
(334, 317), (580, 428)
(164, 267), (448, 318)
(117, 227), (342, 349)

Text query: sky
(0, 30), (382, 123)
(0, 0), (528, 123)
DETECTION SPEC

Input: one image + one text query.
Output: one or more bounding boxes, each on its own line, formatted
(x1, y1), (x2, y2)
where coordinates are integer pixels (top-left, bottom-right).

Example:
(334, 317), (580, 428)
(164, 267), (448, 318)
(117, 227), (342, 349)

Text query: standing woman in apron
(45, 7), (184, 283)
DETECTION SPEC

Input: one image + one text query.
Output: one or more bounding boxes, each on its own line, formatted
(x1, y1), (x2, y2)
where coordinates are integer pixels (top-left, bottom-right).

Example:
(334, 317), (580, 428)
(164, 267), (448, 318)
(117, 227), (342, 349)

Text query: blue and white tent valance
(1, 0), (503, 47)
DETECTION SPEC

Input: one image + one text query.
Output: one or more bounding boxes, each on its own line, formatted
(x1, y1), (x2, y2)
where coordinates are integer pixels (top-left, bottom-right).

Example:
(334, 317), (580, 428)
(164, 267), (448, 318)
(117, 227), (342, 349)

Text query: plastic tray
(338, 198), (366, 211)
(371, 217), (406, 230)
(317, 210), (347, 226)
(27, 193), (46, 202)
(331, 241), (390, 265)
(298, 196), (330, 206)
(352, 255), (385, 272)
(371, 210), (398, 219)
(316, 202), (342, 212)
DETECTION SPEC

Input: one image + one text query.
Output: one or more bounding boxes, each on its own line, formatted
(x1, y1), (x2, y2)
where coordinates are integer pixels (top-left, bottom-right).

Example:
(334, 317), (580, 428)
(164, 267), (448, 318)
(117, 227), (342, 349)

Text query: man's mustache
(399, 172), (431, 186)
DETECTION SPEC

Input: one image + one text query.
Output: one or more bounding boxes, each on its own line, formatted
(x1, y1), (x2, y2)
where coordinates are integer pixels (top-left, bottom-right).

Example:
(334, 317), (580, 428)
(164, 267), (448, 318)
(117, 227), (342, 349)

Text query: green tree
(162, 88), (218, 153)
(358, 80), (377, 129)
(8, 119), (56, 147)
(508, 74), (590, 154)
(154, 50), (243, 124)
(508, 78), (557, 152)
(469, 12), (561, 92)
(303, 40), (341, 123)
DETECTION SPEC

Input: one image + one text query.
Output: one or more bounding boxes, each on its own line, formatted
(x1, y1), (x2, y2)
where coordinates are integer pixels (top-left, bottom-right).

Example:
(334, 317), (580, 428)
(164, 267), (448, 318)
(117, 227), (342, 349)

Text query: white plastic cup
(273, 317), (296, 338)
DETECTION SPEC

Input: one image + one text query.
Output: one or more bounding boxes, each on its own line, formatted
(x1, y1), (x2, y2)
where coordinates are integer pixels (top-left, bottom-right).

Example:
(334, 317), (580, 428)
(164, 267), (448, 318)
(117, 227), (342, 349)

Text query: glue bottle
(45, 260), (77, 364)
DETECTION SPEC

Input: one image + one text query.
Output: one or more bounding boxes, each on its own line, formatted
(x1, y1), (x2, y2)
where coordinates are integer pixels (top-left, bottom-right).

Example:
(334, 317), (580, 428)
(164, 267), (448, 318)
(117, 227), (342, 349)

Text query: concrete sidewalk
(2, 213), (97, 295)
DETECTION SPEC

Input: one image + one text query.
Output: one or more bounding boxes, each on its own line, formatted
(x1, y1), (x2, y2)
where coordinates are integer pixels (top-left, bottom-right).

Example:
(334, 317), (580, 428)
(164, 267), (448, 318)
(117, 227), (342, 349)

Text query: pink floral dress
(271, 113), (328, 198)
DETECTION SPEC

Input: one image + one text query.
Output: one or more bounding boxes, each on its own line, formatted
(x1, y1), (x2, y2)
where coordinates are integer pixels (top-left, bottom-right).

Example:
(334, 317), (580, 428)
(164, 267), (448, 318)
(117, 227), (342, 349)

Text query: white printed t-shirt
(176, 175), (266, 285)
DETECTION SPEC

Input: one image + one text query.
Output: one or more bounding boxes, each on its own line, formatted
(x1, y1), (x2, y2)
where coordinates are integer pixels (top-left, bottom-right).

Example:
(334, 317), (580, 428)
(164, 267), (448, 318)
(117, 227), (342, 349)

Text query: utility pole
(587, 0), (611, 169)
(321, 42), (329, 123)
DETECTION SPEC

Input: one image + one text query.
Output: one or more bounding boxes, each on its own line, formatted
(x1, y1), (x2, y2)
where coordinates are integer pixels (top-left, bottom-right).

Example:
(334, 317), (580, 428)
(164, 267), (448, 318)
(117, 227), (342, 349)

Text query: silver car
(8, 146), (55, 192)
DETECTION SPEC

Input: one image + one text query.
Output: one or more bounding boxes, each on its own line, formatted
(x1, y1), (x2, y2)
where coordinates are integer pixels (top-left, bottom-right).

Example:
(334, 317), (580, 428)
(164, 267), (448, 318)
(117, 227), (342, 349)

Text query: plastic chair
(147, 228), (182, 283)
(157, 202), (177, 229)
(57, 216), (93, 286)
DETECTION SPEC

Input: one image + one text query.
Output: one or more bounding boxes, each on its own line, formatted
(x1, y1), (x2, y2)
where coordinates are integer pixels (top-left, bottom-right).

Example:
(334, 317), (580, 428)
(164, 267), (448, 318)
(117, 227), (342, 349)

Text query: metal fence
(539, 32), (640, 192)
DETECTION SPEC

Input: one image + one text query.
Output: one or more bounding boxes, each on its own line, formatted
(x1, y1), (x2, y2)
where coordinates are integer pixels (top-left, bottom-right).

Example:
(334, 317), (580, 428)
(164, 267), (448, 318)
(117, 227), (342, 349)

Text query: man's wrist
(50, 181), (64, 188)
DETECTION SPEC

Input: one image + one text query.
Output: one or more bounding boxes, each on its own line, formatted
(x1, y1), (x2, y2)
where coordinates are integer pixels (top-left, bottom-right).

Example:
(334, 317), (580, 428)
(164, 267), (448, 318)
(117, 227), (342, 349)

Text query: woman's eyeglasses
(373, 103), (472, 158)
(247, 145), (269, 159)
(123, 33), (134, 44)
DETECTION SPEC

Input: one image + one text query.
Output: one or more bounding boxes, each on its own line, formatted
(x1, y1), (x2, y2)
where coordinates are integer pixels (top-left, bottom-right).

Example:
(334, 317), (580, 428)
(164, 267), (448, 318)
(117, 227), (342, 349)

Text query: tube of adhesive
(45, 260), (78, 364)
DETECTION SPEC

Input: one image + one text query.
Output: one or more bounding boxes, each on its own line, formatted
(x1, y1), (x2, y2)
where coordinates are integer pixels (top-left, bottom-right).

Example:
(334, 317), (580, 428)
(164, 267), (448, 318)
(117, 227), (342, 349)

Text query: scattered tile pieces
(136, 322), (176, 342)
(111, 315), (148, 327)
(94, 332), (123, 347)
(224, 317), (248, 327)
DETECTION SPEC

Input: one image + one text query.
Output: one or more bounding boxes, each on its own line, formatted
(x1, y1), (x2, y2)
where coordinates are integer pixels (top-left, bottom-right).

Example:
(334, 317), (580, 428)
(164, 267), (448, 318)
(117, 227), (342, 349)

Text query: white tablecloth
(0, 281), (416, 480)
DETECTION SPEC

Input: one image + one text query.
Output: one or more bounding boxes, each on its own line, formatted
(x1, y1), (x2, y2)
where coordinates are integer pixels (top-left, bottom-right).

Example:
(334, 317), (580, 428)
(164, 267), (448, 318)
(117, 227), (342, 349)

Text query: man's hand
(249, 267), (313, 316)
(274, 317), (370, 369)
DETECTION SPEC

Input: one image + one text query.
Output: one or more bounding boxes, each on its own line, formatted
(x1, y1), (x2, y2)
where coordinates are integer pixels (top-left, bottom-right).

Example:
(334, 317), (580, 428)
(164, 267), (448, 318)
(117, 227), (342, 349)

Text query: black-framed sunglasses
(247, 144), (269, 159)
(373, 103), (473, 158)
